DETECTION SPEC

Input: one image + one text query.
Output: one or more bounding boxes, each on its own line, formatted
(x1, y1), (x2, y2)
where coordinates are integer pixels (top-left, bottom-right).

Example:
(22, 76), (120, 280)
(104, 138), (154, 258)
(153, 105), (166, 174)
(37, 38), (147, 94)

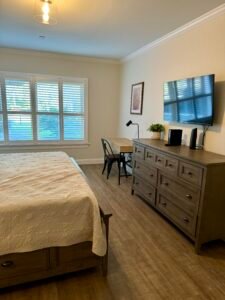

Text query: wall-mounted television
(163, 74), (215, 126)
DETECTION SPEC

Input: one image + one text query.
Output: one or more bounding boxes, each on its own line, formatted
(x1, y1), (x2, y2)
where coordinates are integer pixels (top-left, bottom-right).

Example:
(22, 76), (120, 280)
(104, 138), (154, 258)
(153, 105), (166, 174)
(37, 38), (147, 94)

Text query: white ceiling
(0, 0), (224, 59)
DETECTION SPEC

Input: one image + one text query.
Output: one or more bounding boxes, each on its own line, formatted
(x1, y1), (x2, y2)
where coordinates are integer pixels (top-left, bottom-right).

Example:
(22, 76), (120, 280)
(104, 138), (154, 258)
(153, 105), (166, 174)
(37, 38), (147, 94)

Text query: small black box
(166, 129), (183, 146)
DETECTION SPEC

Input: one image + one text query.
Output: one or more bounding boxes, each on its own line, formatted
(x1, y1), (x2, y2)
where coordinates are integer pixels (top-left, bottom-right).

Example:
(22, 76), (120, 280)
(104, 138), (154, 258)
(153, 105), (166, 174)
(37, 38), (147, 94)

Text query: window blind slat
(0, 85), (2, 111)
(5, 79), (31, 112)
(63, 83), (84, 113)
(36, 82), (59, 113)
(64, 116), (84, 140)
(0, 114), (4, 141)
(8, 114), (33, 141)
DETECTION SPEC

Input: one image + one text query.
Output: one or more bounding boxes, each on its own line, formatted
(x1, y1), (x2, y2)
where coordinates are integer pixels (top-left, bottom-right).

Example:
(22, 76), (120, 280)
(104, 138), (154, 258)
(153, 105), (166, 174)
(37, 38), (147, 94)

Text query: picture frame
(130, 82), (144, 115)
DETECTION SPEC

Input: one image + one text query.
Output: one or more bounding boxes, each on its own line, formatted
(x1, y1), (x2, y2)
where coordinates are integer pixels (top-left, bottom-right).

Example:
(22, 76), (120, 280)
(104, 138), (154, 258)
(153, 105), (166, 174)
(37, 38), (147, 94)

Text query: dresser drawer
(179, 161), (203, 186)
(133, 176), (156, 206)
(133, 160), (157, 186)
(0, 249), (49, 279)
(134, 144), (145, 160)
(164, 157), (178, 175)
(158, 173), (200, 216)
(145, 148), (155, 164)
(155, 153), (165, 168)
(156, 194), (196, 237)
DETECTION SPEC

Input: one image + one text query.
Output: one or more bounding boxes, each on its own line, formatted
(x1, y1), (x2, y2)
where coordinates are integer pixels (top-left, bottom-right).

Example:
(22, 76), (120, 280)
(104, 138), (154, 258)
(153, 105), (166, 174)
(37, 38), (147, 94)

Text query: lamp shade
(126, 120), (132, 126)
(34, 0), (57, 25)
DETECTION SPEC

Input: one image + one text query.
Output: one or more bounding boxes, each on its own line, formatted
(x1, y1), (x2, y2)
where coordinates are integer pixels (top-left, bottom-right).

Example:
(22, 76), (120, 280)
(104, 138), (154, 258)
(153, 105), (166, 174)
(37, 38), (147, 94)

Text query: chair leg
(107, 161), (113, 179)
(102, 159), (107, 174)
(122, 159), (128, 178)
(117, 158), (121, 185)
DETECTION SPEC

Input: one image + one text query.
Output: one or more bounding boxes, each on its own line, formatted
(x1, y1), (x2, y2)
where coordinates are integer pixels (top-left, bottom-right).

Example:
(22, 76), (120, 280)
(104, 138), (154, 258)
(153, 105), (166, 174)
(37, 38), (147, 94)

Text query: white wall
(0, 48), (121, 161)
(119, 12), (225, 155)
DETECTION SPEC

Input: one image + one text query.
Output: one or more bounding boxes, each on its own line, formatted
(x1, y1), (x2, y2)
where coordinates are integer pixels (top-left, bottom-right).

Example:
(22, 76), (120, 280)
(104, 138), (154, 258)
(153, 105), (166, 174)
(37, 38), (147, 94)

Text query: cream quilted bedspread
(0, 152), (106, 256)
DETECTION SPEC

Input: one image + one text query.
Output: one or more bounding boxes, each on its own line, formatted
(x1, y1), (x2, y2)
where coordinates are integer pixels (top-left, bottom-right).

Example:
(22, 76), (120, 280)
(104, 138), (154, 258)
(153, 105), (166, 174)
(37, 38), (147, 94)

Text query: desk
(108, 138), (133, 154)
(107, 138), (133, 184)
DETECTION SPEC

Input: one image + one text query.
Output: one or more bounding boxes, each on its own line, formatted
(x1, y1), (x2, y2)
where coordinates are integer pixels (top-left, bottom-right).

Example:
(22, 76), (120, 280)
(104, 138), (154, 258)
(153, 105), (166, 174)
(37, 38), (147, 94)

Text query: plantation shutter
(0, 72), (87, 145)
(5, 79), (33, 141)
(63, 82), (85, 140)
(0, 85), (3, 141)
(36, 81), (60, 141)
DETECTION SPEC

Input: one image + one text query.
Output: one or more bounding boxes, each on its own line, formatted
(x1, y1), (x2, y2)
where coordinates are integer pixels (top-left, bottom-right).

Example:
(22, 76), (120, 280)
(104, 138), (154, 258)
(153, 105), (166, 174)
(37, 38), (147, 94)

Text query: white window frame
(0, 71), (88, 148)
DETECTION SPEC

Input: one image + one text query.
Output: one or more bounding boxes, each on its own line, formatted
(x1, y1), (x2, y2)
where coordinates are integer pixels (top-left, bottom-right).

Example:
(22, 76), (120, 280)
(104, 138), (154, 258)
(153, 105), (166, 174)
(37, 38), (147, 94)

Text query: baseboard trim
(76, 158), (104, 165)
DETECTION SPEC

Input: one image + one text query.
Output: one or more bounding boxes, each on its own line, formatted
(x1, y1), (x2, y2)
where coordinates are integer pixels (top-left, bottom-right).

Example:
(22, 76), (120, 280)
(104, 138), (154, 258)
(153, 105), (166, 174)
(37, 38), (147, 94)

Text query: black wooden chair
(101, 138), (127, 184)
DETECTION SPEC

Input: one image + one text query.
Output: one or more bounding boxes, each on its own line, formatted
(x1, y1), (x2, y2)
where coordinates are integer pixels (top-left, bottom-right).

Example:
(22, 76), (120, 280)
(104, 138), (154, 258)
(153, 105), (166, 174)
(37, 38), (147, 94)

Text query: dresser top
(134, 139), (225, 166)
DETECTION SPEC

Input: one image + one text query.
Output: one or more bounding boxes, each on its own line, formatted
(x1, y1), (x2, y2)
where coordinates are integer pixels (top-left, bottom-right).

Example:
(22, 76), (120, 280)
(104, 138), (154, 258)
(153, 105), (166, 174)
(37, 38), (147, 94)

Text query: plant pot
(149, 132), (161, 140)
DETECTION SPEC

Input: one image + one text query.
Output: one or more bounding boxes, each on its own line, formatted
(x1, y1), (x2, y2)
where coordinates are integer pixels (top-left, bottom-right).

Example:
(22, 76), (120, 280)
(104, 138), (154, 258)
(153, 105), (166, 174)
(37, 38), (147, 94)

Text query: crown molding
(122, 3), (225, 63)
(0, 47), (121, 65)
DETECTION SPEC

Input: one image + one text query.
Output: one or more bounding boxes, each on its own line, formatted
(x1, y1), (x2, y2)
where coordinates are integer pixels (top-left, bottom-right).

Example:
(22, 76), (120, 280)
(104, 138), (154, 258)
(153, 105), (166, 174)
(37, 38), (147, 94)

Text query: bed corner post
(100, 207), (112, 276)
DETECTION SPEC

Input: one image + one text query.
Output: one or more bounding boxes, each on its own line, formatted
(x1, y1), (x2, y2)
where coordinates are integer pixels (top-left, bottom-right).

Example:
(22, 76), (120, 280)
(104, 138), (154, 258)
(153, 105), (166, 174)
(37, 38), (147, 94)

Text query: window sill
(0, 143), (90, 151)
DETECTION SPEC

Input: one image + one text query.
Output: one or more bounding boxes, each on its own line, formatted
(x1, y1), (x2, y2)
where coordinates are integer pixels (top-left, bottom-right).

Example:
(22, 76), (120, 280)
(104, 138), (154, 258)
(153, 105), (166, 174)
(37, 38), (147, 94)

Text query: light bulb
(42, 2), (50, 15)
(42, 14), (50, 24)
(34, 0), (57, 25)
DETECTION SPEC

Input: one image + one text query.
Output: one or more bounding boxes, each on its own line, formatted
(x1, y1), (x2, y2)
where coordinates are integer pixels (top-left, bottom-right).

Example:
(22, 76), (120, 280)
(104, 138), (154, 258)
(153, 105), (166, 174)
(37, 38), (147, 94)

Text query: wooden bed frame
(0, 207), (112, 289)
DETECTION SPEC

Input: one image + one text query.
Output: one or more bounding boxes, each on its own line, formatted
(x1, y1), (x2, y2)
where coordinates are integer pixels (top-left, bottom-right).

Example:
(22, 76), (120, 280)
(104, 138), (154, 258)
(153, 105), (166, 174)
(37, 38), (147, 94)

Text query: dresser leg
(195, 241), (202, 254)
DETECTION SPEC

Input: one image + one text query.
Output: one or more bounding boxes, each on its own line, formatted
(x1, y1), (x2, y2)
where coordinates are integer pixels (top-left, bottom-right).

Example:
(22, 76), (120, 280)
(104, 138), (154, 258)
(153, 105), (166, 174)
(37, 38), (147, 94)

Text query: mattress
(0, 152), (106, 256)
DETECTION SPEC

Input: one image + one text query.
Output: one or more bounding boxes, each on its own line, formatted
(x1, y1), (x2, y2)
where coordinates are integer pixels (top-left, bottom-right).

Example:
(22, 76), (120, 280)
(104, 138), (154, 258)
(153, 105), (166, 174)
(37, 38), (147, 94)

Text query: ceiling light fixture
(34, 0), (57, 25)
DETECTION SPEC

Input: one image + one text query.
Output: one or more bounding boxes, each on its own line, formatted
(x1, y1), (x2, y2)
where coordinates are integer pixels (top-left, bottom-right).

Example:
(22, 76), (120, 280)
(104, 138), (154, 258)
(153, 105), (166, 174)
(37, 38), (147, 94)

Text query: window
(0, 73), (88, 145)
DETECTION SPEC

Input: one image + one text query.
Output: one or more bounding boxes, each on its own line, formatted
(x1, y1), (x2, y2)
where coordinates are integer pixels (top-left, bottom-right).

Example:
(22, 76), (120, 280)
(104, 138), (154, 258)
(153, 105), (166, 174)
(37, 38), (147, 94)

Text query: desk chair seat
(101, 138), (128, 184)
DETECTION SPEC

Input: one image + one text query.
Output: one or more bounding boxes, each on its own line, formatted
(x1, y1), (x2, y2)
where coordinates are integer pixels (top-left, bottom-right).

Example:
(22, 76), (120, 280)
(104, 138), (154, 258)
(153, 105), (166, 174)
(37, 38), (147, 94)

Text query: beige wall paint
(119, 13), (225, 155)
(0, 49), (120, 161)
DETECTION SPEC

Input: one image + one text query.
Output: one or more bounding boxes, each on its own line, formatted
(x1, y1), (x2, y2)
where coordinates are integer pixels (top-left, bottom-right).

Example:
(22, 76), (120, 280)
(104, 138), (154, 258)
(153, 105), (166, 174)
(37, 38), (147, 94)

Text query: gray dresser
(132, 139), (225, 252)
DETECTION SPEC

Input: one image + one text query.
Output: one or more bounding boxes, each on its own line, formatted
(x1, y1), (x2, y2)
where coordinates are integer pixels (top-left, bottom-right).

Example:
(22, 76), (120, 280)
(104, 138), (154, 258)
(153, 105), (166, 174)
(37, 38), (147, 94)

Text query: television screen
(163, 74), (214, 126)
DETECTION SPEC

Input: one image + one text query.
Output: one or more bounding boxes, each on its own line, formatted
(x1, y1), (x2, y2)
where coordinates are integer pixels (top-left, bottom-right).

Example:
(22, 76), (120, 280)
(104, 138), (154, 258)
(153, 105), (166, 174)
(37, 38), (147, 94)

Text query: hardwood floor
(1, 164), (225, 300)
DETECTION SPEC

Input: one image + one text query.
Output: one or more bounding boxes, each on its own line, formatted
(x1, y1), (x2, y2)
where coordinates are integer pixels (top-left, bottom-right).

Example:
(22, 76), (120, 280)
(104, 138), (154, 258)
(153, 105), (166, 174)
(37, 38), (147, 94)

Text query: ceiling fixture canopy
(34, 0), (57, 25)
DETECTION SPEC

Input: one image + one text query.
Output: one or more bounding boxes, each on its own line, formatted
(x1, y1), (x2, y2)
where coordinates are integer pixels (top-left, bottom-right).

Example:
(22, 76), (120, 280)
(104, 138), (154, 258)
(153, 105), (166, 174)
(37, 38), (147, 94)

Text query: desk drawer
(133, 160), (157, 186)
(179, 161), (203, 186)
(157, 194), (196, 237)
(0, 249), (49, 279)
(133, 176), (156, 206)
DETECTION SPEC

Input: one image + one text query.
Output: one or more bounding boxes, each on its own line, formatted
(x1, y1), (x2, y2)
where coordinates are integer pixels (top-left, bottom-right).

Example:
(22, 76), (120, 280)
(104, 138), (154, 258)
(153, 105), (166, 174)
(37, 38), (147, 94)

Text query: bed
(0, 152), (111, 289)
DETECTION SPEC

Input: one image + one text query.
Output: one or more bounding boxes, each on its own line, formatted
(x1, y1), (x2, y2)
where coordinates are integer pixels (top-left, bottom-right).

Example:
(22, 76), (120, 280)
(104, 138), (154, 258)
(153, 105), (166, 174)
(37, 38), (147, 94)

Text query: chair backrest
(101, 138), (115, 158)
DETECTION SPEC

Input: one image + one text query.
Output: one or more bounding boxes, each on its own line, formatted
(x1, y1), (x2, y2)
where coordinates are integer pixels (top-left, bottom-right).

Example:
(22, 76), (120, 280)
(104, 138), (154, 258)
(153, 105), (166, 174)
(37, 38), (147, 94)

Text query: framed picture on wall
(130, 82), (144, 115)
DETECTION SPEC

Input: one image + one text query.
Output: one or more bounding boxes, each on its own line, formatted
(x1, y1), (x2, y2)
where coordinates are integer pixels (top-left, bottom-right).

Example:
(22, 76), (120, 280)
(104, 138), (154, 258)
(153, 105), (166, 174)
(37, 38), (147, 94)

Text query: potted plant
(147, 123), (165, 139)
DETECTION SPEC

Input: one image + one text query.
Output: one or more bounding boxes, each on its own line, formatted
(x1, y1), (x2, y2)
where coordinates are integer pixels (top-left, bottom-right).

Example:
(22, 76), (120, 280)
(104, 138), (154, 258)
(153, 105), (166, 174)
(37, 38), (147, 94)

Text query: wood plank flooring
(0, 164), (225, 300)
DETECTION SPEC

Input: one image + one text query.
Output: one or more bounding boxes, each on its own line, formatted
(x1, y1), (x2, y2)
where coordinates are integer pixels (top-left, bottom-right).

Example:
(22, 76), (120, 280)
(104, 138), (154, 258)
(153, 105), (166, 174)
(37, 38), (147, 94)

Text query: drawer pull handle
(1, 261), (14, 268)
(164, 182), (169, 186)
(137, 150), (141, 153)
(150, 174), (154, 177)
(135, 182), (139, 185)
(183, 217), (189, 223)
(186, 194), (192, 200)
(157, 159), (161, 162)
(147, 154), (152, 158)
(168, 164), (173, 167)
(188, 171), (193, 176)
(162, 202), (167, 207)
(148, 193), (152, 196)
(136, 166), (140, 169)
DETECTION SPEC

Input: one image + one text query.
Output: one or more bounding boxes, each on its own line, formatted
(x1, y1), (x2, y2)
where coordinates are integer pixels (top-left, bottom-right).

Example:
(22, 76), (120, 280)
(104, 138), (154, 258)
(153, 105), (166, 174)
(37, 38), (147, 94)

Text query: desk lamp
(126, 120), (139, 139)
